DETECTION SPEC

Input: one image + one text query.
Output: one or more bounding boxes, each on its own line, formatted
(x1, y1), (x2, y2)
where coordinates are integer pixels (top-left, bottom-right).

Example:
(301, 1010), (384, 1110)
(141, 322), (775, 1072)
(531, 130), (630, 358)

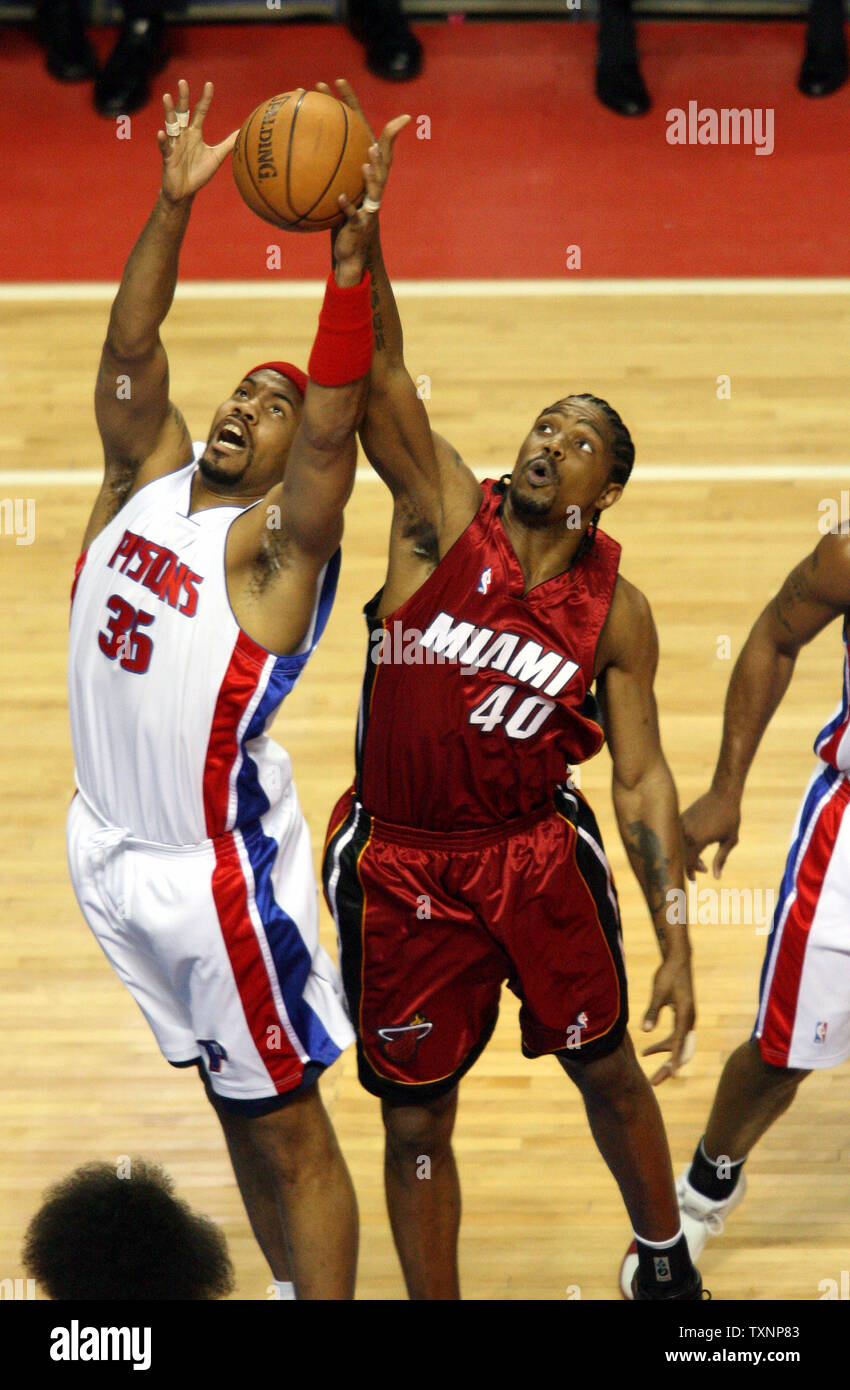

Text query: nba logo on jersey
(477, 567), (493, 595)
(814, 1021), (828, 1044)
(576, 1011), (588, 1029)
(197, 1039), (228, 1072)
(653, 1256), (671, 1283)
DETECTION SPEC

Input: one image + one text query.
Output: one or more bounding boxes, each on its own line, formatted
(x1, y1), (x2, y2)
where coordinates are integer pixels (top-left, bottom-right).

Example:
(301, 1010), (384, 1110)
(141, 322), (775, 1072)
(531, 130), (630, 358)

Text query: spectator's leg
(94, 0), (167, 117)
(35, 0), (97, 82)
(799, 0), (849, 96)
(596, 0), (650, 117)
(347, 0), (423, 83)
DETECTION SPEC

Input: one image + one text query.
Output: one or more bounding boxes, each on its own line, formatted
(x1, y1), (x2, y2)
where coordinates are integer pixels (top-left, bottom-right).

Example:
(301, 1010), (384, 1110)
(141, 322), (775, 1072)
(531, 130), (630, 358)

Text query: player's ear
(595, 481), (623, 514)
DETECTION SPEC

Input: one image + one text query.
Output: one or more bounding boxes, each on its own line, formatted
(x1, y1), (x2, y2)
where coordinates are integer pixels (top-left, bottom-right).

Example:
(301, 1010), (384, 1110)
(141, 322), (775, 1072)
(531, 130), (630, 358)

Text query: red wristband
(308, 271), (374, 387)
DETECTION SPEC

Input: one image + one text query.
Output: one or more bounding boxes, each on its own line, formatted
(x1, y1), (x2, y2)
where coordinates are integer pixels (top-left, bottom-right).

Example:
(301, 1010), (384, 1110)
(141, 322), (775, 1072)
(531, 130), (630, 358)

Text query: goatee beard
(198, 452), (251, 489)
(507, 484), (554, 526)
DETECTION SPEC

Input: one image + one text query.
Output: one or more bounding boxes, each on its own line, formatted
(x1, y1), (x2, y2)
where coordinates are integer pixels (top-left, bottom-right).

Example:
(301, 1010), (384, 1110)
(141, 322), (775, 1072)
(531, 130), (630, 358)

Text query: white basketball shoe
(619, 1167), (747, 1299)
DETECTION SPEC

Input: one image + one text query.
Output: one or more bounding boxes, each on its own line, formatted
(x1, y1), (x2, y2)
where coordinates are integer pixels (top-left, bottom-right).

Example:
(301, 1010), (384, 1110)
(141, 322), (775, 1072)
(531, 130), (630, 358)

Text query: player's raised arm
(320, 80), (481, 530)
(272, 187), (380, 561)
(86, 80), (237, 549)
(224, 143), (392, 655)
(683, 531), (850, 880)
(596, 577), (695, 1086)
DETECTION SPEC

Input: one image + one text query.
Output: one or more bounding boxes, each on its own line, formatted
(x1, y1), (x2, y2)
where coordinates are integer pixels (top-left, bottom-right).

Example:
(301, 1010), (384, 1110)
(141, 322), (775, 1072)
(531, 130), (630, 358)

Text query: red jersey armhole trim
(71, 548), (88, 604)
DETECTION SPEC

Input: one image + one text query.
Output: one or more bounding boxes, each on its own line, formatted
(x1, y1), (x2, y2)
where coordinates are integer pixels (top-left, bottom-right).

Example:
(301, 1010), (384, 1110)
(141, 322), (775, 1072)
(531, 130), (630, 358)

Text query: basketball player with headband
(66, 77), (408, 1299)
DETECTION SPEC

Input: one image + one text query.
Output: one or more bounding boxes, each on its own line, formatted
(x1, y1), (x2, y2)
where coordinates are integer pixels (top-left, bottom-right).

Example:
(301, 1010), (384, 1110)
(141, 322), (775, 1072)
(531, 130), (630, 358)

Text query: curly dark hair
(566, 393), (635, 486)
(21, 1159), (234, 1300)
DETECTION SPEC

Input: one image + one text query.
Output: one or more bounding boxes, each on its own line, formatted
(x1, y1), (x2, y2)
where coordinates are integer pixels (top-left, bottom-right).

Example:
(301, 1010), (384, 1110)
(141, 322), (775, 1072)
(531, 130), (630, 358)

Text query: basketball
(232, 89), (373, 232)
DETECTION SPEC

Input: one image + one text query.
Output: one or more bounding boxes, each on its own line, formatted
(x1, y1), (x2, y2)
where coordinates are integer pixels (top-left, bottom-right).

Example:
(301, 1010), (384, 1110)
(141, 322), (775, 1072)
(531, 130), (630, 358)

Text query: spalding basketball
(232, 89), (373, 232)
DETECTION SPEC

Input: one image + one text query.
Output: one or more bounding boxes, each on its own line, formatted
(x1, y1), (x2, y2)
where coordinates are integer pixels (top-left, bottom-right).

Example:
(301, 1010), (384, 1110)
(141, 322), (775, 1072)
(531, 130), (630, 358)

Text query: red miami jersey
(355, 478), (621, 831)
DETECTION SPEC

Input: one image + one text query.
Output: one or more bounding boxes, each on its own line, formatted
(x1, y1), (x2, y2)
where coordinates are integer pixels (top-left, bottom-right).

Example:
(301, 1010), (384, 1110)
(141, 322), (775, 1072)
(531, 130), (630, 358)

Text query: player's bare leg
(672, 1038), (809, 1221)
(622, 1040), (815, 1289)
(559, 1032), (680, 1239)
(702, 1039), (810, 1160)
(216, 1109), (294, 1286)
(244, 1085), (358, 1300)
(382, 1089), (461, 1300)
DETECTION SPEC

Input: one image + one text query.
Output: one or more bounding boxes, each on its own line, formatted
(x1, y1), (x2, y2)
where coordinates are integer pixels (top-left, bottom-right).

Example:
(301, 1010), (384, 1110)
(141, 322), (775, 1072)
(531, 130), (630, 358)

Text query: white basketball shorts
(67, 787), (354, 1112)
(754, 761), (850, 1070)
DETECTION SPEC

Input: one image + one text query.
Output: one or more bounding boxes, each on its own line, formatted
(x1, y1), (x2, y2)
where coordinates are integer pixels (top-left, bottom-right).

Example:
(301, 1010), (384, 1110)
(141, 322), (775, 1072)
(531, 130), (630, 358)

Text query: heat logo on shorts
(814, 1021), (828, 1044)
(377, 1014), (433, 1064)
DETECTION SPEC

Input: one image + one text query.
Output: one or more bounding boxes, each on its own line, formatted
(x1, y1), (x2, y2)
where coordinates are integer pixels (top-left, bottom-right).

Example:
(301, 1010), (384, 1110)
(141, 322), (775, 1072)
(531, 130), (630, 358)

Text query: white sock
(699, 1137), (746, 1169)
(273, 1279), (296, 1301)
(632, 1226), (684, 1249)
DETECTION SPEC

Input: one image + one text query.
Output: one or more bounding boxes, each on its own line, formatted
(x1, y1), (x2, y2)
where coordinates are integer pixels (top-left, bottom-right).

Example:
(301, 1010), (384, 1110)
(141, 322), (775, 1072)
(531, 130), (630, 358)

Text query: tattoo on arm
(366, 249), (387, 353)
(169, 402), (190, 445)
(772, 559), (815, 638)
(626, 818), (671, 946)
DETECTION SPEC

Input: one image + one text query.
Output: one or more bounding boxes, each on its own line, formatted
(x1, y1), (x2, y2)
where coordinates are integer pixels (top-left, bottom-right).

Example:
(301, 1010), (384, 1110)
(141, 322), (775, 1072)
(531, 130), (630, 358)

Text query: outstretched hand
(315, 79), (410, 284)
(317, 77), (408, 178)
(157, 79), (239, 204)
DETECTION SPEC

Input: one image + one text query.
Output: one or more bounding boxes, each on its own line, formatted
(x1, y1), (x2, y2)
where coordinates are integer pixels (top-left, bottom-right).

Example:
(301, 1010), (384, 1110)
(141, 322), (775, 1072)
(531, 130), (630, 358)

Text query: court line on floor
(4, 279), (850, 302)
(2, 463), (849, 487)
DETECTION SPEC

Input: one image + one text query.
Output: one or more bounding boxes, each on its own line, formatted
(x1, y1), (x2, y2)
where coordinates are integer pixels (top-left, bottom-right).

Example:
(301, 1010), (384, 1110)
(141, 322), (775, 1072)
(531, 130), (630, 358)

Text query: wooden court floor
(2, 287), (849, 1300)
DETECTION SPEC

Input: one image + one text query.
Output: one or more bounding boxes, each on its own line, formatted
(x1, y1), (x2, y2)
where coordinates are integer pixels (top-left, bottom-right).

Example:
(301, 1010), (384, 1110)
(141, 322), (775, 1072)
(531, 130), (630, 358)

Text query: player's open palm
(158, 79), (238, 204)
(682, 788), (741, 880)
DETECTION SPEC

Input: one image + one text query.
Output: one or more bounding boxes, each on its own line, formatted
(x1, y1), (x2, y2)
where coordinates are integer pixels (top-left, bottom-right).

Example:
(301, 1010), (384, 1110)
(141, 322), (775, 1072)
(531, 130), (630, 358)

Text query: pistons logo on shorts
(197, 1039), (228, 1073)
(377, 1014), (433, 1064)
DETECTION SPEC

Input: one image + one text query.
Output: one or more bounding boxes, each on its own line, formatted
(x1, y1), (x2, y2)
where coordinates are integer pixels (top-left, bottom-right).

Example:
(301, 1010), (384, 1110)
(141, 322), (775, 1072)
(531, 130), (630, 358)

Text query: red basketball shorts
(322, 783), (629, 1101)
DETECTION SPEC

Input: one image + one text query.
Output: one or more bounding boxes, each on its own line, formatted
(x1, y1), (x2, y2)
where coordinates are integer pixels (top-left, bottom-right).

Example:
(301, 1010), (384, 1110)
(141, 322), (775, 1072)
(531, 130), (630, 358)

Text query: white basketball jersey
(814, 617), (850, 773)
(68, 451), (339, 845)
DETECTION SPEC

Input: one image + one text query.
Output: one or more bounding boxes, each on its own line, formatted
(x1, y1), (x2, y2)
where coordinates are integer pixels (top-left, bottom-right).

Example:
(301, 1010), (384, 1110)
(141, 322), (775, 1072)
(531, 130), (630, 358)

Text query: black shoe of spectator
(347, 0), (423, 82)
(94, 16), (167, 116)
(798, 33), (849, 96)
(596, 61), (651, 116)
(36, 0), (97, 82)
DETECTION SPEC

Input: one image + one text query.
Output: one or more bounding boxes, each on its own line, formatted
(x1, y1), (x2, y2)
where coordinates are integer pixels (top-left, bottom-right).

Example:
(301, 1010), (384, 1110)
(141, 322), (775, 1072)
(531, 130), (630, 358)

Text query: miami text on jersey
(372, 609), (581, 696)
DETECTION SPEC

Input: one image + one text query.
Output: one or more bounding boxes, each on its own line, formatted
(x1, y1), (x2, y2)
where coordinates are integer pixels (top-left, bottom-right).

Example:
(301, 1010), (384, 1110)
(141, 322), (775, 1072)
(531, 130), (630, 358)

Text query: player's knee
(215, 1105), (253, 1153)
(382, 1090), (458, 1165)
(244, 1089), (336, 1182)
(748, 1040), (810, 1093)
(560, 1035), (647, 1110)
